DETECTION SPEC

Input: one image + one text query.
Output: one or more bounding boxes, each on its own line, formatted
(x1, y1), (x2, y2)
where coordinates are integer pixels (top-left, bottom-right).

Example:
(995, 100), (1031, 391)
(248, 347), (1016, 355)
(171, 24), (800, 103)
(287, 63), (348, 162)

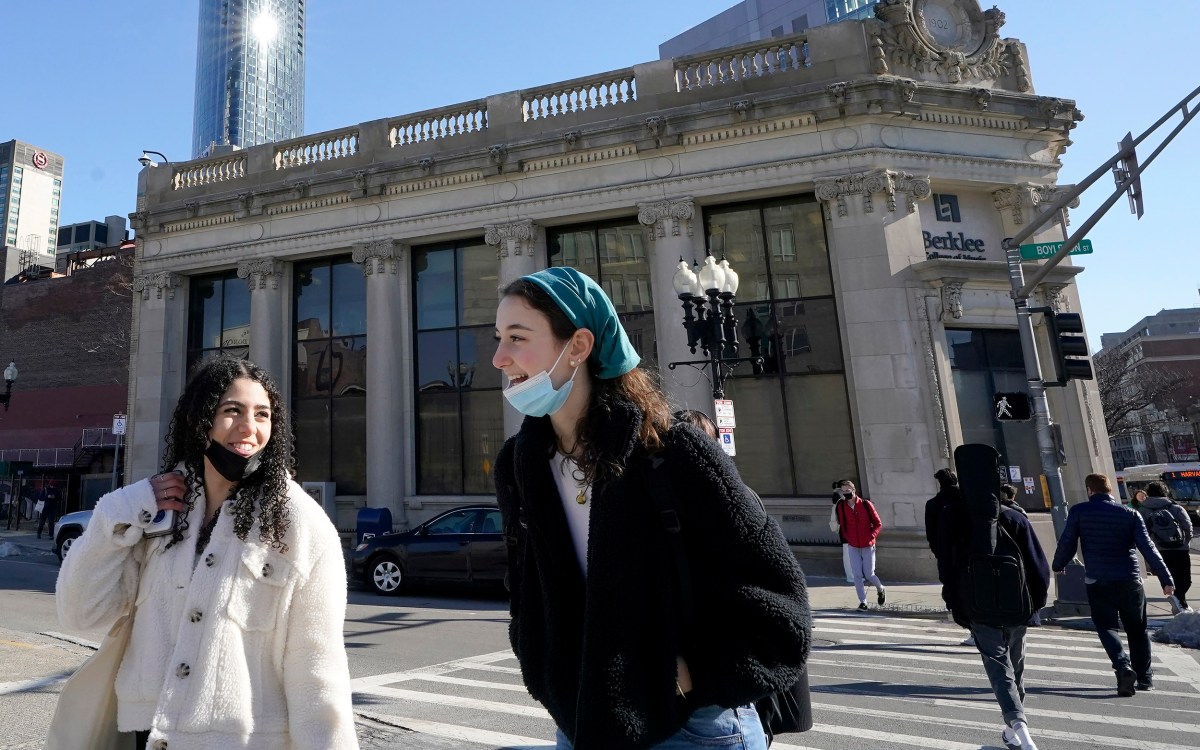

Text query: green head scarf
(522, 267), (641, 379)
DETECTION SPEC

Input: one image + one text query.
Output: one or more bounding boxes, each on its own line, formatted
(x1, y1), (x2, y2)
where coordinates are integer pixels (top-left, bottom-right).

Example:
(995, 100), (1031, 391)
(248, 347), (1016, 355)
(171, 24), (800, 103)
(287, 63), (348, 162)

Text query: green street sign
(1019, 239), (1093, 261)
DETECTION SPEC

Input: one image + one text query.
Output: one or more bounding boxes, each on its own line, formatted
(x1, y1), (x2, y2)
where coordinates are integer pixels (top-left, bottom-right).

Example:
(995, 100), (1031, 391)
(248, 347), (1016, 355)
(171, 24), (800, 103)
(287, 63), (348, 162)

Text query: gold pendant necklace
(576, 488), (587, 505)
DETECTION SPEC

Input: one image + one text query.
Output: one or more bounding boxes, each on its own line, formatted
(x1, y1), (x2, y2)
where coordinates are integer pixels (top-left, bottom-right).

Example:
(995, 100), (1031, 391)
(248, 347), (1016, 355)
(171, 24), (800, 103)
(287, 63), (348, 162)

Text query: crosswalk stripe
(359, 685), (550, 718)
(409, 673), (529, 692)
(817, 615), (1102, 643)
(802, 723), (991, 750)
(931, 697), (1200, 733)
(357, 711), (550, 748)
(814, 700), (1198, 750)
(1156, 646), (1200, 693)
(825, 633), (1126, 666)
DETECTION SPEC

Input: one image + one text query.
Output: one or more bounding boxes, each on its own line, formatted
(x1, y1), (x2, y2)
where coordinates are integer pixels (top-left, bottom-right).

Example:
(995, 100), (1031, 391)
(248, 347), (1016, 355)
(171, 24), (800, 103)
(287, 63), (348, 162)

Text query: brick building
(0, 243), (133, 516)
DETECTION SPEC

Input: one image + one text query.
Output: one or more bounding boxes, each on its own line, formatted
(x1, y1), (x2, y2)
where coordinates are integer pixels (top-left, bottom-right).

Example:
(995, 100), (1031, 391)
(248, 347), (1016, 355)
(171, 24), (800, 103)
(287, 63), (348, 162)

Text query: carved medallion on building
(869, 0), (1009, 84)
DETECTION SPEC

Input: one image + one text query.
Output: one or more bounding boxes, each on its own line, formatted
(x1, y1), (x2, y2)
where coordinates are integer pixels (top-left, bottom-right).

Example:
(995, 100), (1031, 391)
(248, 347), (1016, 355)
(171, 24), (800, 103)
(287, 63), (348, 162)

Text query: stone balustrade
(389, 100), (489, 146)
(521, 68), (637, 121)
(674, 35), (809, 91)
(172, 153), (246, 189)
(273, 128), (359, 169)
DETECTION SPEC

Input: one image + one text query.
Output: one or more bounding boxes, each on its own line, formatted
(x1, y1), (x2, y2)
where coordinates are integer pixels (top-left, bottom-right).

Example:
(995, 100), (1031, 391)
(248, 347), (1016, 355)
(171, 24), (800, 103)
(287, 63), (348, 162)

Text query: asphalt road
(5, 547), (1200, 749)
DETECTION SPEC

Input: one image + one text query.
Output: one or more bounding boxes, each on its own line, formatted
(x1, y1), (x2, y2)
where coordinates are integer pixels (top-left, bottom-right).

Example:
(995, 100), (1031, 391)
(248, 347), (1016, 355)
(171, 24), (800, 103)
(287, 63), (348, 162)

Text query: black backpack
(1148, 506), (1184, 546)
(953, 445), (1035, 628)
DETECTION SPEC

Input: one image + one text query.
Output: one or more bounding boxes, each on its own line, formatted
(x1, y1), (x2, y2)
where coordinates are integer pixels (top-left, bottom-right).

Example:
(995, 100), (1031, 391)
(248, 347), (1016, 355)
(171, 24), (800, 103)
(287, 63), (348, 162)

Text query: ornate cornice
(131, 271), (181, 301)
(351, 239), (403, 275)
(236, 258), (284, 290)
(992, 183), (1080, 226)
(521, 145), (638, 174)
(484, 220), (536, 260)
(813, 169), (931, 219)
(637, 198), (695, 240)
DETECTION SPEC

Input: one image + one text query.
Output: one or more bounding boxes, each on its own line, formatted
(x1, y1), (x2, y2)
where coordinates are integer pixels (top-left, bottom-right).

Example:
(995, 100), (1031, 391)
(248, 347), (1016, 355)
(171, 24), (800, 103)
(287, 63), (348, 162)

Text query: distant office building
(0, 139), (64, 280)
(660, 0), (877, 58)
(57, 216), (128, 256)
(191, 0), (306, 158)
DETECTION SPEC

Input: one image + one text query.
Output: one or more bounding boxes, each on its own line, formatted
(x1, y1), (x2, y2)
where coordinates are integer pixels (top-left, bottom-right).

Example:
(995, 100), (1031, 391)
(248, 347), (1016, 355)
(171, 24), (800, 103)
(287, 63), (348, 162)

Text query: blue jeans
(970, 623), (1027, 727)
(1086, 579), (1151, 681)
(555, 705), (768, 749)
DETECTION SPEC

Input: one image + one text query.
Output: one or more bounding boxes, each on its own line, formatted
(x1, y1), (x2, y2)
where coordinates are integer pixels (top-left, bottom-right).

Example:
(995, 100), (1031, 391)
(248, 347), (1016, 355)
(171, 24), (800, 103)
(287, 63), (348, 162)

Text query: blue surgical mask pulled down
(502, 344), (580, 417)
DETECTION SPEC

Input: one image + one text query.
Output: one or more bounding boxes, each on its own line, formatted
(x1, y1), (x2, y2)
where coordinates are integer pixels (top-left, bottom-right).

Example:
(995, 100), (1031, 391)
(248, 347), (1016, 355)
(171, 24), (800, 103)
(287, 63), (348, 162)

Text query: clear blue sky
(5, 1), (1194, 349)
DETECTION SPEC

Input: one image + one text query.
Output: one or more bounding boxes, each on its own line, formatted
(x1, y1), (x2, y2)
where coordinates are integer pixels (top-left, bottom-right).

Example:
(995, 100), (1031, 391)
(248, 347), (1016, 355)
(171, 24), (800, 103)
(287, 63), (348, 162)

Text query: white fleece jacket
(57, 477), (359, 750)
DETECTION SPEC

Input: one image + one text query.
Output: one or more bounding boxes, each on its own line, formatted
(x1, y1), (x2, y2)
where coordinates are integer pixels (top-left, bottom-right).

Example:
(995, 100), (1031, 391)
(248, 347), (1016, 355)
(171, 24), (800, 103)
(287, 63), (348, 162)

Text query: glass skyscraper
(191, 0), (306, 159)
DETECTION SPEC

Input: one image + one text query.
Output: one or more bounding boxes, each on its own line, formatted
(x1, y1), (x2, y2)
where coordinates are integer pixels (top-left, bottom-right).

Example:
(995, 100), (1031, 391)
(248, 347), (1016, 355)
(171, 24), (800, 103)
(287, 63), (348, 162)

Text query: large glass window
(947, 329), (1046, 512)
(548, 219), (657, 368)
(293, 258), (367, 494)
(413, 240), (503, 495)
(186, 271), (250, 371)
(705, 197), (857, 496)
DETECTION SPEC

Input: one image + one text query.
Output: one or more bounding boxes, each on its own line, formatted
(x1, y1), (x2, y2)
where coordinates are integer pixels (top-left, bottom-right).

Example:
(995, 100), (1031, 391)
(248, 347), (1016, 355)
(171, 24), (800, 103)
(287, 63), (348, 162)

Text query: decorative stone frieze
(352, 239), (403, 275)
(1045, 284), (1069, 312)
(488, 145), (507, 166)
(484, 220), (536, 260)
(826, 83), (848, 107)
(637, 198), (695, 241)
(814, 169), (932, 219)
(132, 271), (181, 301)
(1007, 42), (1032, 92)
(236, 258), (285, 290)
(730, 100), (752, 120)
(992, 183), (1081, 226)
(972, 89), (991, 110)
(870, 0), (1009, 84)
(290, 180), (310, 200)
(941, 281), (965, 320)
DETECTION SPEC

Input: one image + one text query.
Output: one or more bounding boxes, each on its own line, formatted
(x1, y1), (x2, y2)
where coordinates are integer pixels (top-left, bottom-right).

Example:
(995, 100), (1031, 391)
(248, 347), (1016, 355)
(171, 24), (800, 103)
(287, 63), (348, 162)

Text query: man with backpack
(1052, 473), (1174, 696)
(936, 447), (1050, 750)
(1137, 481), (1193, 612)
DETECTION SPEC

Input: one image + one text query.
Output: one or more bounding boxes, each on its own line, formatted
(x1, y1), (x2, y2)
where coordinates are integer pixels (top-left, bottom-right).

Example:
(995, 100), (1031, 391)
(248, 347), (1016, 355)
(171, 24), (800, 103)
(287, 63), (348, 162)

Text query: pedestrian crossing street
(350, 610), (1200, 749)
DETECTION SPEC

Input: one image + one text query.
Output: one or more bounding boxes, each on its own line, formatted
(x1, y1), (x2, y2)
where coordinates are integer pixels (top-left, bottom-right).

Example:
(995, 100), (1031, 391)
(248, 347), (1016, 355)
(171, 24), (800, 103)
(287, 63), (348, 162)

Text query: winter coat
(936, 503), (1051, 627)
(1051, 493), (1173, 587)
(1137, 496), (1194, 552)
(494, 400), (811, 750)
(924, 487), (960, 553)
(57, 477), (359, 750)
(835, 495), (882, 549)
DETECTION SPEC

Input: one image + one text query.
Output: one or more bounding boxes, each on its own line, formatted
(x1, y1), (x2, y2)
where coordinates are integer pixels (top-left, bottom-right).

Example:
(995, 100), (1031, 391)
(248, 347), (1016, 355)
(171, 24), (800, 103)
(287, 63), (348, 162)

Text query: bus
(1116, 463), (1200, 523)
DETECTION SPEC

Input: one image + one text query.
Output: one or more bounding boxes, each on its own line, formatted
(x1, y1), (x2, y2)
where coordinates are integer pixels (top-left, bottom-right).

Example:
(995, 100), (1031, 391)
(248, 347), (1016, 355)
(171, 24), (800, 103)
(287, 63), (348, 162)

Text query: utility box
(301, 482), (338, 525)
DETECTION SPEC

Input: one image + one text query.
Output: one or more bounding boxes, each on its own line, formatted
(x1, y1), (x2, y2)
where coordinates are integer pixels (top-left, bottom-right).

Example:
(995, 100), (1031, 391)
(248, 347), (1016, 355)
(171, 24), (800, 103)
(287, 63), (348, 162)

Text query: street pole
(111, 436), (122, 492)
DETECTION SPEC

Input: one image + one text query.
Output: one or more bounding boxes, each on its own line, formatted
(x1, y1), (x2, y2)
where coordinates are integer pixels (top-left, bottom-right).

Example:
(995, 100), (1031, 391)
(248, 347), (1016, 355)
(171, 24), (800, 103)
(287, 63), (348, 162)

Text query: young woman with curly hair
(56, 356), (358, 750)
(492, 267), (811, 750)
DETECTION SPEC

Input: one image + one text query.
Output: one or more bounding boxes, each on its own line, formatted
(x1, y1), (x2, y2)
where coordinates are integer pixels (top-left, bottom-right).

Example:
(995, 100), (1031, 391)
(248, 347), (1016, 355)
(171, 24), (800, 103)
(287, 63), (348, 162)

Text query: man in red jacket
(832, 479), (886, 610)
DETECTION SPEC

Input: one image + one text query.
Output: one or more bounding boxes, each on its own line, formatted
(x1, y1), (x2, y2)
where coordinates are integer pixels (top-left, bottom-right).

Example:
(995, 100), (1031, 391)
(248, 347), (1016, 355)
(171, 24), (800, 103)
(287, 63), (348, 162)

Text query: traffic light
(1044, 311), (1094, 384)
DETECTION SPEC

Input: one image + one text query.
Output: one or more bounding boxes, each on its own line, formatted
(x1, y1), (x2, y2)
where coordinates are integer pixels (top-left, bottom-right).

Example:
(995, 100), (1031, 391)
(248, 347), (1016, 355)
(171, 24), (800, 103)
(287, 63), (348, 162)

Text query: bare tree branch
(1097, 350), (1192, 436)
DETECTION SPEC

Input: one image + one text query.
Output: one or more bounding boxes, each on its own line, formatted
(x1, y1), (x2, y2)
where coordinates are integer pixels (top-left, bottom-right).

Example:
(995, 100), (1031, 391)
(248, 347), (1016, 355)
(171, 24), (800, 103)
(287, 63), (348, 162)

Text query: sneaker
(1168, 595), (1183, 615)
(857, 602), (869, 611)
(960, 634), (976, 647)
(877, 587), (886, 606)
(1116, 668), (1137, 697)
(1001, 721), (1039, 750)
(1137, 679), (1154, 691)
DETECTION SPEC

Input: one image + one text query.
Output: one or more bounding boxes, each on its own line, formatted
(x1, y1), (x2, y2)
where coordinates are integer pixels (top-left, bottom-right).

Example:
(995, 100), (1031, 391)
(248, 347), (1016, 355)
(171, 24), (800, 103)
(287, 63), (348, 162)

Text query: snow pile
(1154, 610), (1200, 648)
(0, 541), (22, 557)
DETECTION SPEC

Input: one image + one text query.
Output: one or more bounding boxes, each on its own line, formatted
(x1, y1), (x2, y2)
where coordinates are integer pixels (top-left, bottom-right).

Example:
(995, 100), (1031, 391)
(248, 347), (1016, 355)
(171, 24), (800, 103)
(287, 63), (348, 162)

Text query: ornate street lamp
(667, 253), (761, 399)
(0, 361), (17, 411)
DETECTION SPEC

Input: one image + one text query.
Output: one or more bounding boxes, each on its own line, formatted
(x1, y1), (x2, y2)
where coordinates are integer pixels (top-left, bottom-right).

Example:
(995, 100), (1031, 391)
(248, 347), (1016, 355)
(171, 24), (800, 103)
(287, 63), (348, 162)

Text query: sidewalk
(0, 526), (58, 558)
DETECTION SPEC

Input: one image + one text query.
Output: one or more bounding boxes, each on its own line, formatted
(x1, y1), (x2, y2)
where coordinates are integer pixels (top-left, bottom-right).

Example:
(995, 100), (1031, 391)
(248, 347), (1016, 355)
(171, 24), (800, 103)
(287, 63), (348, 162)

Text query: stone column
(814, 168), (932, 578)
(486, 220), (542, 438)
(128, 271), (186, 482)
(352, 239), (409, 528)
(637, 197), (711, 411)
(236, 258), (286, 381)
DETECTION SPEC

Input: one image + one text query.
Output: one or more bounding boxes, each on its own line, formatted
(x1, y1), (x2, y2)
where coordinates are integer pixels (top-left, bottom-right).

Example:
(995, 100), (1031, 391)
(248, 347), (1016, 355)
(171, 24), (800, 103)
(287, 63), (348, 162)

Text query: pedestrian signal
(993, 392), (1031, 422)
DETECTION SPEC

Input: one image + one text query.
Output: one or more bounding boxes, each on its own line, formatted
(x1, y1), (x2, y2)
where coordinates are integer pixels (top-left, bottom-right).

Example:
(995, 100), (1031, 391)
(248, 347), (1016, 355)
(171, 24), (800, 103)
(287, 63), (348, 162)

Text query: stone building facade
(128, 0), (1111, 578)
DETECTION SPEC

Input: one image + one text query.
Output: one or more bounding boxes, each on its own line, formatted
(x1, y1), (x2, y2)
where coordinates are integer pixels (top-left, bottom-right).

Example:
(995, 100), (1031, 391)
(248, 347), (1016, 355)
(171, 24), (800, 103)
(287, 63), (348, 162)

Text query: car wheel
(56, 529), (81, 562)
(369, 556), (403, 595)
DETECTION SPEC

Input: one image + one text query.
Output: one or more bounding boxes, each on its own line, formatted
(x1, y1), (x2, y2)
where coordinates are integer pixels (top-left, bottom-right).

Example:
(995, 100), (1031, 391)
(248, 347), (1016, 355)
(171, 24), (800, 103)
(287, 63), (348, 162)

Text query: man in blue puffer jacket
(1052, 473), (1175, 696)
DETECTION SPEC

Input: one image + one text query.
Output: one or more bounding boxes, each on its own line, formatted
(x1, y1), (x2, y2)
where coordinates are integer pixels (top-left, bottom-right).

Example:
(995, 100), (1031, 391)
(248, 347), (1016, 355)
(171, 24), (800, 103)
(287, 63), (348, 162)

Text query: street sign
(714, 399), (736, 428)
(993, 392), (1031, 422)
(1018, 239), (1093, 261)
(718, 428), (736, 456)
(113, 414), (127, 435)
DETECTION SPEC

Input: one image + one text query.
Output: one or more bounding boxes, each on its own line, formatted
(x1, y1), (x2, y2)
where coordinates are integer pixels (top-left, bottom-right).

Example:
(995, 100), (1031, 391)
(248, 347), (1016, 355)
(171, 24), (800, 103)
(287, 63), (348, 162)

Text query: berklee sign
(993, 392), (1032, 422)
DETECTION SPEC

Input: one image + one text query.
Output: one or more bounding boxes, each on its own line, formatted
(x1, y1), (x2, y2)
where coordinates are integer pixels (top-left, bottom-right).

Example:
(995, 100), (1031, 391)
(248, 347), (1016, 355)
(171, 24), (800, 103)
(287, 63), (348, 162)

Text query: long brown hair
(501, 278), (672, 484)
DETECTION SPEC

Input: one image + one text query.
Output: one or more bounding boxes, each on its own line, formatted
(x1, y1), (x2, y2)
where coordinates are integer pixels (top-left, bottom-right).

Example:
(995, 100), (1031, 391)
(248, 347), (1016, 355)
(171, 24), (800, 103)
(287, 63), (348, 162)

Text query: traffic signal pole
(999, 83), (1200, 539)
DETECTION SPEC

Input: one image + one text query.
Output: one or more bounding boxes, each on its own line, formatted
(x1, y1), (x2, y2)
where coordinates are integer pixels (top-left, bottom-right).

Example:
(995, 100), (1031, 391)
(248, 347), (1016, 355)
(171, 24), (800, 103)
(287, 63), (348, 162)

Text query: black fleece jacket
(494, 400), (811, 750)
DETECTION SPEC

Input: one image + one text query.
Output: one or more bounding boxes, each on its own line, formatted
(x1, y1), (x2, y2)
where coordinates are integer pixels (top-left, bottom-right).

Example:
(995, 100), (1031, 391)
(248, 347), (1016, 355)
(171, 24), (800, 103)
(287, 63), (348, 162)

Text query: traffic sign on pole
(1018, 239), (1093, 261)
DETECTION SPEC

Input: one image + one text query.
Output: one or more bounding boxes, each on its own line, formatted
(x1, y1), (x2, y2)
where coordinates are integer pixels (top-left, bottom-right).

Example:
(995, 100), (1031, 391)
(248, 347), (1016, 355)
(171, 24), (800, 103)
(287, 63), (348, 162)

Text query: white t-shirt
(551, 451), (592, 574)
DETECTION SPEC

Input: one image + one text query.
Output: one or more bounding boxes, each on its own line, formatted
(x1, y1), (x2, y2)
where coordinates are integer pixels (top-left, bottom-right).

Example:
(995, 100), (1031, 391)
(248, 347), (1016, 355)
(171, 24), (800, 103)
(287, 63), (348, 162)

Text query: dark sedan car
(349, 504), (508, 595)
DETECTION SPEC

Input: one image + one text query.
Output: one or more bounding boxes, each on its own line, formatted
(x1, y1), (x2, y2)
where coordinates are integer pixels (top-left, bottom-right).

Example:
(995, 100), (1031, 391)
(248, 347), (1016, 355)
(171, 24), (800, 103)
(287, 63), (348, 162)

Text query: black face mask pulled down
(204, 440), (263, 482)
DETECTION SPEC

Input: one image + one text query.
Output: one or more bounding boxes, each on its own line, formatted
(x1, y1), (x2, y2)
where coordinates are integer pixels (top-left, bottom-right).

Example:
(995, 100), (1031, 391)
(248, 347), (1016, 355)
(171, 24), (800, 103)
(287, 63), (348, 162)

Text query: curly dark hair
(1146, 480), (1170, 498)
(161, 356), (295, 552)
(501, 278), (672, 486)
